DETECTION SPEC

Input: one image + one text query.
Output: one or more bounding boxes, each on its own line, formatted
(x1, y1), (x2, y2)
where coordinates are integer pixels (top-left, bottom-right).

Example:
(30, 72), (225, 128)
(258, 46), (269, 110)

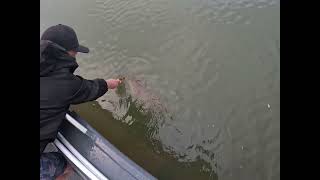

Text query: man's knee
(40, 152), (67, 180)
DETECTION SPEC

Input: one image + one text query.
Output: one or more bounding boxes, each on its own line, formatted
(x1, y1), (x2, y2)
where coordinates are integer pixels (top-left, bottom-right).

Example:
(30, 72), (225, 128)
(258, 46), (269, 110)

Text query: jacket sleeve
(69, 75), (108, 105)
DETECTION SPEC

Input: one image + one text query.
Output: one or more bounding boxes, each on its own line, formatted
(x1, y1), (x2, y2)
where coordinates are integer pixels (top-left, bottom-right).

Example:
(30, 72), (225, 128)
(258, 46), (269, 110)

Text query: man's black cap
(41, 24), (89, 53)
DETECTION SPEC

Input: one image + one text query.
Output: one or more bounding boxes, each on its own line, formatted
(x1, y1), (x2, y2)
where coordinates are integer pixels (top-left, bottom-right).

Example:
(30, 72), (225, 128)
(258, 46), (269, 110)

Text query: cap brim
(75, 45), (89, 53)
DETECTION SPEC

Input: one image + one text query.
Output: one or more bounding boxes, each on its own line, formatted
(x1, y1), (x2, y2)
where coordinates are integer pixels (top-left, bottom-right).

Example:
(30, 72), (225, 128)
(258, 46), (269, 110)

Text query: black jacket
(40, 40), (108, 154)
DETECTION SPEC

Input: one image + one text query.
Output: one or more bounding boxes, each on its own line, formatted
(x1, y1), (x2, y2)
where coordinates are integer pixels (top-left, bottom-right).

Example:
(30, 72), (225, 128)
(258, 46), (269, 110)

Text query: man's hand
(106, 79), (122, 89)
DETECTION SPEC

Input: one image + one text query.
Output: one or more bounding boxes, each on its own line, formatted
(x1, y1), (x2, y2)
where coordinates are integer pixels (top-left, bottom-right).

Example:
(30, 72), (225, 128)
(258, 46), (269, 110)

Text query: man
(40, 24), (122, 179)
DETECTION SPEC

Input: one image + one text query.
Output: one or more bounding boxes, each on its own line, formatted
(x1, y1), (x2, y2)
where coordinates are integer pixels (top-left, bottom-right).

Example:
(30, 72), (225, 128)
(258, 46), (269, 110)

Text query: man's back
(40, 71), (79, 145)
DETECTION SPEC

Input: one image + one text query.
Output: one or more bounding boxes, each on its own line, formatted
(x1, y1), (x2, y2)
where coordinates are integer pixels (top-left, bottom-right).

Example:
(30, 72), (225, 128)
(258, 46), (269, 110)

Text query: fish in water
(120, 76), (168, 114)
(98, 75), (170, 122)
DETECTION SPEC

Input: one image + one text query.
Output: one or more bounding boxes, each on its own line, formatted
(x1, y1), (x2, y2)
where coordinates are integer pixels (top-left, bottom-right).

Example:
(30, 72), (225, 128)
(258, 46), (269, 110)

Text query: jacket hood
(40, 40), (79, 76)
